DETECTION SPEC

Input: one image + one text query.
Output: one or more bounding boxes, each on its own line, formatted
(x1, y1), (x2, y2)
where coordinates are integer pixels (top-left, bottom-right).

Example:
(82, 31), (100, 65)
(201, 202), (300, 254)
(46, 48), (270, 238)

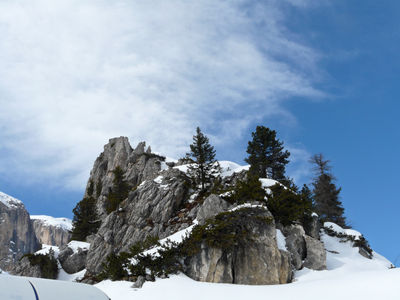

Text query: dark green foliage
(267, 184), (311, 226)
(311, 154), (346, 227)
(228, 173), (266, 204)
(71, 196), (100, 241)
(100, 236), (182, 281)
(100, 252), (130, 281)
(245, 126), (290, 181)
(182, 208), (273, 255)
(23, 249), (58, 279)
(96, 179), (102, 198)
(87, 180), (94, 197)
(106, 166), (130, 214)
(187, 127), (220, 191)
(299, 184), (315, 226)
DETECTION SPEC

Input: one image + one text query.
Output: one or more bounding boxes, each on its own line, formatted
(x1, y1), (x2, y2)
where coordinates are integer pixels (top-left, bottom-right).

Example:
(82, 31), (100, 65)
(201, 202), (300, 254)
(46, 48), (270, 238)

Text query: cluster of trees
(71, 124), (347, 242)
(187, 125), (346, 227)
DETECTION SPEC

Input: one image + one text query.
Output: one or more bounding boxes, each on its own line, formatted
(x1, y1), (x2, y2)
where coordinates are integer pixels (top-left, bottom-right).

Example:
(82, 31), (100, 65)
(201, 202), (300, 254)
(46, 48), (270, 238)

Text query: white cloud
(0, 0), (322, 189)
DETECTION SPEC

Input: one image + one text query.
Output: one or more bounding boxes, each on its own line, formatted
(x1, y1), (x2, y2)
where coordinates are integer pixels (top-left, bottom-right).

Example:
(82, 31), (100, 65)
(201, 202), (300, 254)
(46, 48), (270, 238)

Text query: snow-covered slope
(95, 223), (399, 300)
(30, 215), (72, 231)
(0, 191), (23, 209)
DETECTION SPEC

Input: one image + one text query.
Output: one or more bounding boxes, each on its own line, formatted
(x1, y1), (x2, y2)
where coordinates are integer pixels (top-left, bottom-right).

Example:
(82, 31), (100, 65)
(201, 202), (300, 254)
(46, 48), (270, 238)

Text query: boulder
(184, 207), (292, 285)
(196, 194), (229, 225)
(59, 245), (88, 274)
(283, 225), (306, 270)
(132, 276), (146, 288)
(303, 235), (326, 270)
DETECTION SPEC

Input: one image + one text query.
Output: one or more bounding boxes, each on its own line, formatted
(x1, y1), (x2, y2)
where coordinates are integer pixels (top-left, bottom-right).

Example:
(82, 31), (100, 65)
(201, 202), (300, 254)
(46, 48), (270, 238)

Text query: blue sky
(1, 1), (399, 264)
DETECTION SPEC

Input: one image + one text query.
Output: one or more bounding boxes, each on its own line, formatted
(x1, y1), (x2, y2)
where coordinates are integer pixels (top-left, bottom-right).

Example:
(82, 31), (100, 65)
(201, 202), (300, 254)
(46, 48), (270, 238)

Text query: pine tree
(310, 154), (346, 227)
(245, 126), (290, 181)
(71, 180), (100, 241)
(106, 166), (130, 214)
(187, 127), (219, 191)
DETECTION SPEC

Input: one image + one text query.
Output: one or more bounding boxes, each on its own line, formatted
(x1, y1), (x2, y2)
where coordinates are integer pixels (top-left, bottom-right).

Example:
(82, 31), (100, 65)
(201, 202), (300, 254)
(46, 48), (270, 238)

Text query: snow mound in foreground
(96, 222), (398, 300)
(30, 215), (72, 230)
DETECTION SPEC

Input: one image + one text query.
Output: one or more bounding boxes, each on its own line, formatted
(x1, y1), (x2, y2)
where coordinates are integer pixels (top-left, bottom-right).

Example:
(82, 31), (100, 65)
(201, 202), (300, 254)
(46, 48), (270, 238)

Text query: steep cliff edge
(0, 191), (40, 271)
(31, 215), (72, 247)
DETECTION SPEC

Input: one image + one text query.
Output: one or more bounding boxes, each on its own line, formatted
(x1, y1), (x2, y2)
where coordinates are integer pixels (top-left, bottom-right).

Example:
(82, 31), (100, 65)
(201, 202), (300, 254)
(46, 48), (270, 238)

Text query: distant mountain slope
(0, 191), (40, 271)
(30, 215), (72, 247)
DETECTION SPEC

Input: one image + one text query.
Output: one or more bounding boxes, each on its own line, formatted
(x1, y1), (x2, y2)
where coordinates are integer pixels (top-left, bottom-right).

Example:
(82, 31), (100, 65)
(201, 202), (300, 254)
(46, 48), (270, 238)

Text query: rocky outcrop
(283, 225), (307, 270)
(196, 194), (229, 225)
(0, 192), (40, 271)
(31, 216), (72, 247)
(86, 167), (190, 274)
(184, 207), (292, 285)
(10, 256), (42, 278)
(303, 235), (326, 270)
(86, 137), (164, 219)
(282, 224), (326, 271)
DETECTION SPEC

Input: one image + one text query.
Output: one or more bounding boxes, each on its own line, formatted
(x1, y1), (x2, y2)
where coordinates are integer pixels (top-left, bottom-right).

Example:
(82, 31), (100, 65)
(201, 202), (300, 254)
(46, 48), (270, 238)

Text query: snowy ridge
(30, 215), (72, 231)
(0, 191), (23, 209)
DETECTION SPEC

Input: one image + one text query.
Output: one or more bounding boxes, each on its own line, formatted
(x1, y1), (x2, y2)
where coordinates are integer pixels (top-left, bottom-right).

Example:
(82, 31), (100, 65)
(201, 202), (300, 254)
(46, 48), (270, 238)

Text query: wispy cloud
(0, 0), (322, 189)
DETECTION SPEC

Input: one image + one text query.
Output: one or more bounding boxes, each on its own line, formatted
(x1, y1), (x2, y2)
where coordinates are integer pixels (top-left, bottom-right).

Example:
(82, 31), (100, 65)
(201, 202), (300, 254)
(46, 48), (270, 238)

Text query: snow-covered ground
(30, 215), (72, 231)
(95, 223), (400, 300)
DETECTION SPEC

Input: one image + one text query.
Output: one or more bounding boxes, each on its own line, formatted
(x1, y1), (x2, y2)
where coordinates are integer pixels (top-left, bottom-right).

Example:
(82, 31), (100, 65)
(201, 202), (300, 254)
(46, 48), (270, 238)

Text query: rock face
(283, 224), (327, 271)
(0, 192), (40, 271)
(86, 137), (163, 219)
(283, 225), (307, 270)
(184, 207), (292, 285)
(196, 194), (229, 225)
(10, 256), (42, 278)
(84, 137), (191, 275)
(303, 235), (326, 270)
(31, 216), (72, 247)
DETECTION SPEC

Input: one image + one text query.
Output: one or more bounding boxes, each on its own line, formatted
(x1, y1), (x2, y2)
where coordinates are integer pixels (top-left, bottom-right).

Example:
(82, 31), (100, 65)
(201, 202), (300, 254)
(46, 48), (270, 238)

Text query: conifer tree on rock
(245, 126), (290, 181)
(187, 127), (220, 191)
(310, 154), (346, 227)
(106, 166), (130, 214)
(71, 180), (100, 241)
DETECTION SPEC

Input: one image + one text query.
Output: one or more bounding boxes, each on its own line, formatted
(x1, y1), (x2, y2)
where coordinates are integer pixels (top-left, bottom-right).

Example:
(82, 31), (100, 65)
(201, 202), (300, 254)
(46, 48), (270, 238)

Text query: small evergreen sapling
(106, 166), (130, 214)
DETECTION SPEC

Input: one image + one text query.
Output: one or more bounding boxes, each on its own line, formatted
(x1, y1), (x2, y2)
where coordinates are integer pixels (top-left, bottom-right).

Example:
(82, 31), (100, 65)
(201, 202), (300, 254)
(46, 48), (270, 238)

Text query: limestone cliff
(0, 191), (40, 271)
(31, 215), (72, 247)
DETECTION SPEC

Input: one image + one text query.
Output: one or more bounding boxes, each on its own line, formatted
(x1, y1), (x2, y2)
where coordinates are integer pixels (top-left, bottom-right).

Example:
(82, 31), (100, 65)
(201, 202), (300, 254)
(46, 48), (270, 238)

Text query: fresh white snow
(67, 240), (90, 253)
(0, 191), (22, 209)
(30, 215), (72, 231)
(219, 161), (249, 177)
